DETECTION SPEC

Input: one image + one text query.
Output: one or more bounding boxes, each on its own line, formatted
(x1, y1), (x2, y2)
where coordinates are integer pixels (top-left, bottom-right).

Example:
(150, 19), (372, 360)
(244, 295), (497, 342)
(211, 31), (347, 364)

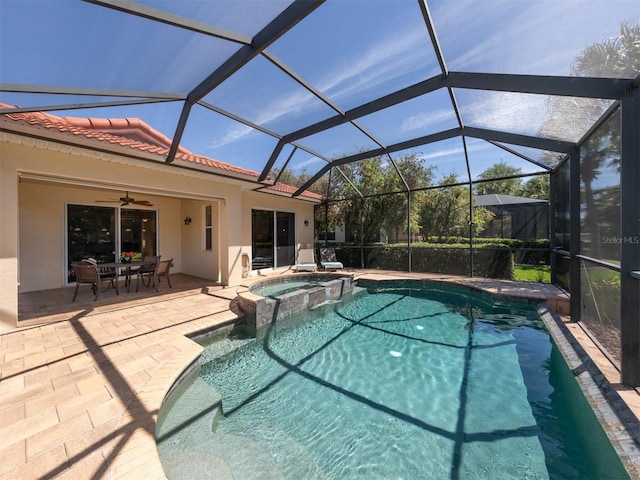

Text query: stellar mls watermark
(602, 236), (640, 245)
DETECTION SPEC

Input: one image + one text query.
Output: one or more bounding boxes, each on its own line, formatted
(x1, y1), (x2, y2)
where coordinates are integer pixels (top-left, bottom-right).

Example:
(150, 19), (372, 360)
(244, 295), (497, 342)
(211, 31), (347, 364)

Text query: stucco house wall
(0, 127), (318, 330)
(180, 199), (222, 283)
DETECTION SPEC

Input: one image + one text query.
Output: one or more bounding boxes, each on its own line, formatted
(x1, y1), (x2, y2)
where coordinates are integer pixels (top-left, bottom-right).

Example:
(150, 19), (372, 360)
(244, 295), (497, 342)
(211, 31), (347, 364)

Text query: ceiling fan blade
(96, 192), (152, 206)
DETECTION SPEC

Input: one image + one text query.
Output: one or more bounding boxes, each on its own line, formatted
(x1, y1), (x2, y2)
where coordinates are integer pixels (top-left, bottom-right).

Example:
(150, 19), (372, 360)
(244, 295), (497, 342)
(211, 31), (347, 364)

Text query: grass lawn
(513, 264), (551, 283)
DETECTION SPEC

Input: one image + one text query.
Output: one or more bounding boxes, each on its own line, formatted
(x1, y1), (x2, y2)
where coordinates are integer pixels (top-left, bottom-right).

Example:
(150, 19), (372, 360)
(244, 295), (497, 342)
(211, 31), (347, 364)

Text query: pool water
(251, 280), (321, 297)
(156, 282), (628, 480)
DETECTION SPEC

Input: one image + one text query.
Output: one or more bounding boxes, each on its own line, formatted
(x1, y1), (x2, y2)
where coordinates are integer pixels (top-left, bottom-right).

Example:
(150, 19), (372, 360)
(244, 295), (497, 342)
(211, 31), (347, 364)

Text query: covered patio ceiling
(1, 0), (638, 198)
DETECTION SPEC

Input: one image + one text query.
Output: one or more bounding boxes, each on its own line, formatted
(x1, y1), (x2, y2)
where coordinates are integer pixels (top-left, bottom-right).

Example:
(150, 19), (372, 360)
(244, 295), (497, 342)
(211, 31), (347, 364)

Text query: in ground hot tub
(237, 273), (354, 329)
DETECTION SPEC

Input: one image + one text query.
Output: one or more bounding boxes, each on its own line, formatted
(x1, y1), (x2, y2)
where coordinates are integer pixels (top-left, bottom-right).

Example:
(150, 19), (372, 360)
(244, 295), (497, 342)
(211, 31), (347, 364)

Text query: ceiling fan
(96, 191), (153, 207)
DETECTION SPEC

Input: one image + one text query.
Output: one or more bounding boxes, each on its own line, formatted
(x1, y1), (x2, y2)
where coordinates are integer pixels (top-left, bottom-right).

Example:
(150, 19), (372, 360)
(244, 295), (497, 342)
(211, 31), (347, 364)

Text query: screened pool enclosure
(1, 1), (639, 382)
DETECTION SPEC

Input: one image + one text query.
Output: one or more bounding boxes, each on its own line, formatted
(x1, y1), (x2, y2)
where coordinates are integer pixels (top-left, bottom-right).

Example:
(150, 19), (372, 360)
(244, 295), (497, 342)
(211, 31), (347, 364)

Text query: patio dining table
(98, 260), (146, 292)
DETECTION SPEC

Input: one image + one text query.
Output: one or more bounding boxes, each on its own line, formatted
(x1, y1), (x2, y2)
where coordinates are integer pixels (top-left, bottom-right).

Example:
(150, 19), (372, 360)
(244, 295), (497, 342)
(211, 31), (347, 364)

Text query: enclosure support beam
(569, 148), (581, 322)
(167, 0), (324, 163)
(549, 170), (557, 285)
(407, 191), (412, 273)
(620, 85), (640, 386)
(360, 199), (365, 269)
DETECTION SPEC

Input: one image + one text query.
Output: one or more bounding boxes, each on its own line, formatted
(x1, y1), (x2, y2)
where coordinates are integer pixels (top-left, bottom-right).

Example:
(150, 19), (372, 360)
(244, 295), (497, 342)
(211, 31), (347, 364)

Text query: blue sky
(1, 0), (638, 183)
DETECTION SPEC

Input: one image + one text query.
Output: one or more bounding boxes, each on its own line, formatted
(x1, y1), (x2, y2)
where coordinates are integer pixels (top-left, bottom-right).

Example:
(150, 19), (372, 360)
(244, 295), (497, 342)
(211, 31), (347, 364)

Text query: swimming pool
(157, 280), (630, 479)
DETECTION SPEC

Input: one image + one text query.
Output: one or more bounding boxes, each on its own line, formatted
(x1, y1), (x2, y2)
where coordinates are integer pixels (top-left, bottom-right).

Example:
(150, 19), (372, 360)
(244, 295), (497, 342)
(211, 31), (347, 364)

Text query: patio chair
(136, 258), (173, 292)
(134, 255), (161, 288)
(72, 261), (118, 301)
(82, 257), (118, 289)
(97, 265), (119, 294)
(320, 248), (343, 271)
(295, 248), (318, 272)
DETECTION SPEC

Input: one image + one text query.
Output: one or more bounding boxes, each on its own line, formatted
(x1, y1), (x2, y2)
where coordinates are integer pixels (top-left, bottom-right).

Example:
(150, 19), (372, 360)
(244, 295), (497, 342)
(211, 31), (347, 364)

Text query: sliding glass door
(67, 205), (116, 268)
(251, 209), (295, 270)
(276, 211), (295, 268)
(67, 204), (156, 282)
(121, 208), (157, 258)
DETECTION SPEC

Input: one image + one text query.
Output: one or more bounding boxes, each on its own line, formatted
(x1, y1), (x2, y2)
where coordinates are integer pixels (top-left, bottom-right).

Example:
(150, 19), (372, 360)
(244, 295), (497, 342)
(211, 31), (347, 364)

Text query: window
(317, 231), (336, 241)
(204, 205), (213, 251)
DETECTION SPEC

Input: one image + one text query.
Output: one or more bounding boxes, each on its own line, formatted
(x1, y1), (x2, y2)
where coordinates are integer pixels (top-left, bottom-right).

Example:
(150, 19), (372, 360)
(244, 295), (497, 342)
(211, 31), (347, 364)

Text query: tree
(519, 175), (550, 200)
(570, 24), (637, 258)
(571, 22), (640, 78)
(271, 166), (314, 190)
(543, 23), (638, 258)
(579, 111), (621, 258)
(383, 154), (435, 242)
(327, 152), (437, 244)
(474, 161), (522, 196)
(417, 173), (494, 240)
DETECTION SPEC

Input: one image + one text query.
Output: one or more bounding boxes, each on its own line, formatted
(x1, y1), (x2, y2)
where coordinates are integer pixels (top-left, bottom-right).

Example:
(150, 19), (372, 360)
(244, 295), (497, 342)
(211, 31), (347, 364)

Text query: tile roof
(264, 181), (323, 200)
(0, 103), (322, 200)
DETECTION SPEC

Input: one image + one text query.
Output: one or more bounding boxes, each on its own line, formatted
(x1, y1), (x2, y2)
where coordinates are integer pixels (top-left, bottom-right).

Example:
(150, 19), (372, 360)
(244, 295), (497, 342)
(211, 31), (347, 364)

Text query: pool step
(160, 422), (325, 480)
(160, 433), (284, 480)
(157, 370), (324, 479)
(157, 373), (224, 440)
(213, 418), (326, 480)
(161, 451), (235, 480)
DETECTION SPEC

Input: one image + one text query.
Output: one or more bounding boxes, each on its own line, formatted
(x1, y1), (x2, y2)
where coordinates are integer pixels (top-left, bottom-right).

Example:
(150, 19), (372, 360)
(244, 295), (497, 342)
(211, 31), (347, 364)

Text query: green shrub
(331, 244), (514, 279)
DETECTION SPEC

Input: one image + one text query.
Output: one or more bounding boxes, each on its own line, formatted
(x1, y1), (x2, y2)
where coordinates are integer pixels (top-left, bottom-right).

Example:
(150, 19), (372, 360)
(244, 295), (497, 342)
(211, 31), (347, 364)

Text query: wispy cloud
(318, 27), (437, 102)
(292, 154), (325, 172)
(208, 123), (255, 149)
(419, 145), (464, 161)
(205, 0), (637, 157)
(432, 0), (636, 75)
(399, 108), (456, 135)
(207, 88), (317, 149)
(209, 24), (434, 149)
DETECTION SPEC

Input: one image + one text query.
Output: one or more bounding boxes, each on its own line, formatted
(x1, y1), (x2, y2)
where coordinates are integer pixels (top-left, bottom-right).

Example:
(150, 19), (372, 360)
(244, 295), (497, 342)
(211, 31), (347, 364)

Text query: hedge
(326, 244), (515, 279)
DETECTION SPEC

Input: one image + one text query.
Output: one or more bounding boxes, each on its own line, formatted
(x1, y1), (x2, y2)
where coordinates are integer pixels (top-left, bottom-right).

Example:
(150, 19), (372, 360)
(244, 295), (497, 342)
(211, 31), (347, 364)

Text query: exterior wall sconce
(184, 216), (192, 225)
(304, 219), (309, 227)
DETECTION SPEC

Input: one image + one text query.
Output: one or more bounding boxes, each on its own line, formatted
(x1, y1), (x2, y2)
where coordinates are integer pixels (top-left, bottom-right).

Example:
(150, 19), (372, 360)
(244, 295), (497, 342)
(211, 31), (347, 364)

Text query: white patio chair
(295, 248), (318, 272)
